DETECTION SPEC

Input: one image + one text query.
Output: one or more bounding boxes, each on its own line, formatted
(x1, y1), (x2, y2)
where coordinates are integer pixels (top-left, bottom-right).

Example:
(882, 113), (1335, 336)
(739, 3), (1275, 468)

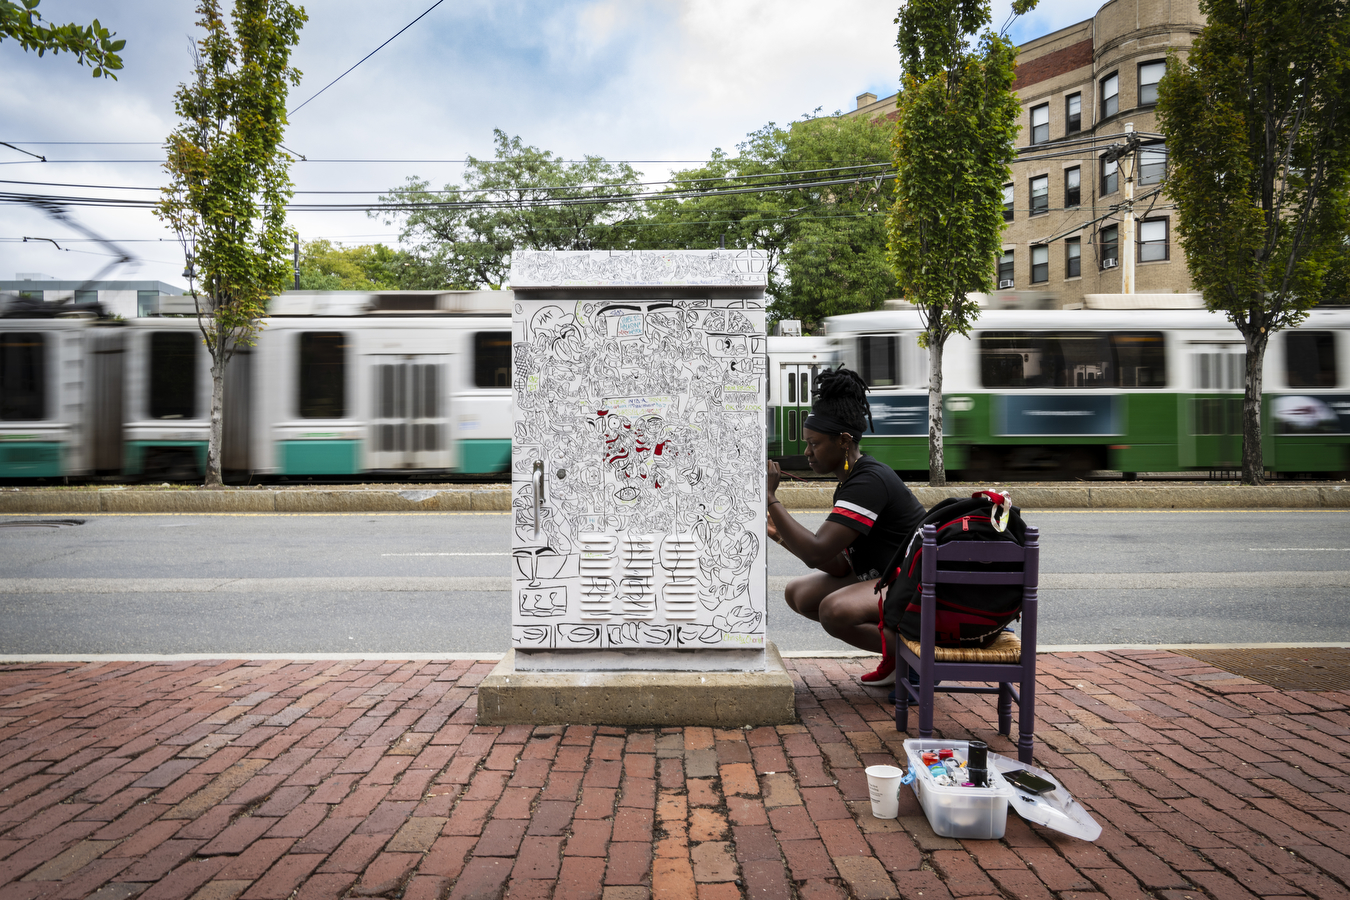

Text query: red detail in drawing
(655, 442), (666, 455)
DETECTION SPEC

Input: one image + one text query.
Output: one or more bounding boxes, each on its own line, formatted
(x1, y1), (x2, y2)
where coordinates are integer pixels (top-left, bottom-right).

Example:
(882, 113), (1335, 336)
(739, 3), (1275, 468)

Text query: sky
(1, 0), (1092, 289)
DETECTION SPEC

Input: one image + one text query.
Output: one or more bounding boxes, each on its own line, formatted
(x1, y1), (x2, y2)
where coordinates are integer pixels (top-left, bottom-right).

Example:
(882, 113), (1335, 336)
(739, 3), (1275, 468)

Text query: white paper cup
(865, 765), (904, 819)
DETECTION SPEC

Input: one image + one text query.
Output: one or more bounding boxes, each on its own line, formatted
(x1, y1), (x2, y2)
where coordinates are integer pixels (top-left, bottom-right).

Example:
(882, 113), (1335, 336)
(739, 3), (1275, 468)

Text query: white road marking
(3, 573), (1347, 594)
(1248, 548), (1350, 551)
(381, 552), (508, 556)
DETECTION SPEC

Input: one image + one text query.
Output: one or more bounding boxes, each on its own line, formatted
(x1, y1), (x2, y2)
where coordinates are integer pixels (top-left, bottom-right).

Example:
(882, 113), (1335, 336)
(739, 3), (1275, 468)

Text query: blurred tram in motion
(2, 291), (1347, 481)
(0, 290), (514, 480)
(821, 302), (1350, 479)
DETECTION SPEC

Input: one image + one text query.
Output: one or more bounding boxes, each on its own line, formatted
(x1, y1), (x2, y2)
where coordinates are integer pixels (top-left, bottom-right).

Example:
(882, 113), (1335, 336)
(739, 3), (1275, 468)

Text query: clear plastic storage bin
(903, 739), (1016, 840)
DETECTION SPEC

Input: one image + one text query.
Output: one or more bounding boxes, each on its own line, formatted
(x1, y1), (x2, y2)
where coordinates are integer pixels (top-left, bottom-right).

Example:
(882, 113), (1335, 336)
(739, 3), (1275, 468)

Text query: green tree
(375, 130), (643, 289)
(157, 0), (305, 486)
(296, 240), (442, 290)
(887, 0), (1032, 486)
(633, 115), (896, 330)
(631, 130), (791, 302)
(1, 0), (123, 77)
(1157, 0), (1350, 485)
(779, 115), (898, 326)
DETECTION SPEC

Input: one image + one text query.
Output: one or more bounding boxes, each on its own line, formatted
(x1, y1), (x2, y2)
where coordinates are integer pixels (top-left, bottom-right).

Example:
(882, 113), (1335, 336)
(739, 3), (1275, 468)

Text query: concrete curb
(0, 486), (514, 515)
(777, 482), (1350, 510)
(0, 482), (1346, 513)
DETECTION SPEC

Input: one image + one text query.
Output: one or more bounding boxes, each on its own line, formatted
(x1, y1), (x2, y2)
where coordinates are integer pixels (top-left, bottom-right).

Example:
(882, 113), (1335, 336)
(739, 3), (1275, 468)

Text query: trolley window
(298, 331), (347, 418)
(1285, 331), (1337, 387)
(149, 332), (198, 419)
(858, 335), (899, 387)
(980, 331), (1165, 388)
(0, 332), (46, 420)
(474, 331), (511, 388)
(1110, 332), (1167, 387)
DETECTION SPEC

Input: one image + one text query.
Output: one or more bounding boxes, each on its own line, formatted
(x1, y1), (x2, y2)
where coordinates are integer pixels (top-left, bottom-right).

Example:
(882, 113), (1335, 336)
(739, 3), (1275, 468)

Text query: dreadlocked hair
(811, 366), (873, 438)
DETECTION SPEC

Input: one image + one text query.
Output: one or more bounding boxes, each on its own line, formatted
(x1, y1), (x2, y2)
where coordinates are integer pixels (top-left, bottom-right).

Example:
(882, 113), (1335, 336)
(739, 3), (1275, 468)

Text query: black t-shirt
(827, 455), (927, 580)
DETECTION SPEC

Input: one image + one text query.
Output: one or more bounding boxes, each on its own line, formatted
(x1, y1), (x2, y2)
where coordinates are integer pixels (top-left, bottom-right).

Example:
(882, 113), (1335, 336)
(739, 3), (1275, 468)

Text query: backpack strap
(972, 489), (1012, 532)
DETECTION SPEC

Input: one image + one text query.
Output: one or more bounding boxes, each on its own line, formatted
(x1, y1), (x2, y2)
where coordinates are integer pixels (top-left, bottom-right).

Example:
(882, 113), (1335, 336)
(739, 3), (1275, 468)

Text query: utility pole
(1121, 123), (1135, 294)
(293, 239), (300, 290)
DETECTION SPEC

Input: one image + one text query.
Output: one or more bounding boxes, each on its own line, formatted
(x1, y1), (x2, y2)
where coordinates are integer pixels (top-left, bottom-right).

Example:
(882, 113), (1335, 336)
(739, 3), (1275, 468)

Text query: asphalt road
(1, 510), (1347, 656)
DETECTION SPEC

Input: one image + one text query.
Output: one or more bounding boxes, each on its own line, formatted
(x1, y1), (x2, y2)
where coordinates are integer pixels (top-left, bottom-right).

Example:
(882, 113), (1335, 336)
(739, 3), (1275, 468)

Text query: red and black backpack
(875, 491), (1029, 647)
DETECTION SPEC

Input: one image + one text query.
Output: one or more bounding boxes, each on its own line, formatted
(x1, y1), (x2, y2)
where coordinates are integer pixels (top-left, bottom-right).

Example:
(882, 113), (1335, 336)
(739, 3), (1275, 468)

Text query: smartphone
(1003, 769), (1057, 795)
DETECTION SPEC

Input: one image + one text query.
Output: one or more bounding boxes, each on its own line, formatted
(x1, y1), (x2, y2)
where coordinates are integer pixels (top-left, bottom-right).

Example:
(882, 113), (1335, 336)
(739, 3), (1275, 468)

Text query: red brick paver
(1, 651), (1348, 900)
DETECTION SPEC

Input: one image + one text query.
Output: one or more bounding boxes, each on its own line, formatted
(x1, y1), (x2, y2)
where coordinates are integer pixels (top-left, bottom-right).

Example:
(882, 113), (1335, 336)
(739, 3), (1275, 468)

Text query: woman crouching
(765, 366), (926, 685)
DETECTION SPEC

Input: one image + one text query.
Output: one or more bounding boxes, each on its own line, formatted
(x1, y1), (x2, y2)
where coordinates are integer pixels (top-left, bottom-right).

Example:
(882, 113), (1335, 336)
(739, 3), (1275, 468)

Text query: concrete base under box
(476, 642), (797, 727)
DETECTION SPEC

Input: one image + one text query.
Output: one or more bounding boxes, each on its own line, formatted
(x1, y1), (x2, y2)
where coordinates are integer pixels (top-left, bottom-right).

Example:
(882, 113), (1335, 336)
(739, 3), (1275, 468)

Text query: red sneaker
(859, 656), (896, 686)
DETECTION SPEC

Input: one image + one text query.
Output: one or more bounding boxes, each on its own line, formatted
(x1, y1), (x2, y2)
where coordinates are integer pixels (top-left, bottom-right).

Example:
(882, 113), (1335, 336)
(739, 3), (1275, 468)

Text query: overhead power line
(0, 169), (896, 215)
(0, 162), (890, 196)
(288, 0), (448, 116)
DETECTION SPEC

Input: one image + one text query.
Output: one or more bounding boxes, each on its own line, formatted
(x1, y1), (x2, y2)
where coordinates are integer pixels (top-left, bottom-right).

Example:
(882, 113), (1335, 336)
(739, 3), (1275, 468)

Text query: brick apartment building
(849, 0), (1204, 308)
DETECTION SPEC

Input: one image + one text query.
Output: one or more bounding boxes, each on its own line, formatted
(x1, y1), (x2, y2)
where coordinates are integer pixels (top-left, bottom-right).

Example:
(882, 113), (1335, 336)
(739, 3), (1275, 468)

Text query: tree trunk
(1241, 329), (1268, 486)
(207, 353), (225, 487)
(928, 334), (945, 487)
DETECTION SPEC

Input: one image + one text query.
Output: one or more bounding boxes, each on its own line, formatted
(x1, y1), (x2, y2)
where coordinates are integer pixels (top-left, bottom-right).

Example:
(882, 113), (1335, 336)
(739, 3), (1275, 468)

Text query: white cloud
(1, 0), (1097, 285)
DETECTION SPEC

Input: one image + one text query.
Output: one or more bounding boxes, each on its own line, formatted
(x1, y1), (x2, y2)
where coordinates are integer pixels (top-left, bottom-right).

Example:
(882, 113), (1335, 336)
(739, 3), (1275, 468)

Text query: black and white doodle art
(510, 291), (768, 651)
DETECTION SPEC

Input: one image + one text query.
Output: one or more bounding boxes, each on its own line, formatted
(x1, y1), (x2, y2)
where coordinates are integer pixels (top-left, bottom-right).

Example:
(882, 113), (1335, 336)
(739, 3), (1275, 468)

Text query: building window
(1002, 183), (1014, 222)
(149, 331), (198, 419)
(137, 289), (159, 317)
(1101, 156), (1118, 195)
(1101, 72), (1118, 119)
(998, 250), (1014, 288)
(1138, 218), (1169, 261)
(1065, 167), (1081, 207)
(1100, 225), (1119, 268)
(1138, 143), (1167, 185)
(74, 289), (98, 305)
(1066, 92), (1081, 134)
(1285, 331), (1337, 387)
(1065, 239), (1082, 278)
(1031, 245), (1049, 283)
(859, 336), (899, 387)
(1138, 60), (1165, 106)
(473, 331), (511, 388)
(0, 332), (46, 420)
(298, 332), (346, 418)
(1030, 175), (1048, 215)
(1030, 103), (1049, 144)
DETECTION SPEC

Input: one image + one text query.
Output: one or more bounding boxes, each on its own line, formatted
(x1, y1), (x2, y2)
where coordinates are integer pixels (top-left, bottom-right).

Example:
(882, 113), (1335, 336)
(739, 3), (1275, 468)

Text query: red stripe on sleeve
(831, 506), (874, 527)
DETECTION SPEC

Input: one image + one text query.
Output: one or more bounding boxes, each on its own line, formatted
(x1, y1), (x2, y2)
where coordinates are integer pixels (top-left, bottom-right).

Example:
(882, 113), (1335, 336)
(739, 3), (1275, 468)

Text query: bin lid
(989, 752), (1101, 841)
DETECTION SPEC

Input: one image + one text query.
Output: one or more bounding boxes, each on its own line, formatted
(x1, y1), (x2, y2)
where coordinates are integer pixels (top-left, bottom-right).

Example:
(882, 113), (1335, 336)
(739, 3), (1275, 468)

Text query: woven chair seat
(900, 630), (1022, 664)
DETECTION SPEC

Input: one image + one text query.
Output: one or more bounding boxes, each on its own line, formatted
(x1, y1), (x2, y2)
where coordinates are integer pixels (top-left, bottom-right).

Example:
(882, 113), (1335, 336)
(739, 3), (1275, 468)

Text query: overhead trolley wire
(0, 168), (897, 213)
(287, 0), (448, 117)
(0, 162), (892, 196)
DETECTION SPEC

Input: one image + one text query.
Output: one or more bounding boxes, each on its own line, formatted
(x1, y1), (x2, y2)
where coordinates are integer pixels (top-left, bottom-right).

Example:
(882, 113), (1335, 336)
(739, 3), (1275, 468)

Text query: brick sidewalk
(1, 651), (1348, 900)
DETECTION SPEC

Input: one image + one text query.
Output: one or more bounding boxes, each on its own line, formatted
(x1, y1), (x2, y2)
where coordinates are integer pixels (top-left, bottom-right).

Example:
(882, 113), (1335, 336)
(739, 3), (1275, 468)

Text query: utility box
(478, 249), (795, 726)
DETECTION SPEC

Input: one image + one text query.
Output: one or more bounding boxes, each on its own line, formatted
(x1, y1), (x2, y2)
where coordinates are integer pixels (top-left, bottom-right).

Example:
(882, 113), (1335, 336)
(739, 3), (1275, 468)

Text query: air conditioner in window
(1102, 258), (1118, 269)
(998, 279), (1015, 289)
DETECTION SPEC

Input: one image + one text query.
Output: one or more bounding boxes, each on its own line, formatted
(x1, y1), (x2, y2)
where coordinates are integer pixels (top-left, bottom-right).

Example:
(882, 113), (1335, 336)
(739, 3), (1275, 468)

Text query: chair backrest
(923, 525), (1040, 590)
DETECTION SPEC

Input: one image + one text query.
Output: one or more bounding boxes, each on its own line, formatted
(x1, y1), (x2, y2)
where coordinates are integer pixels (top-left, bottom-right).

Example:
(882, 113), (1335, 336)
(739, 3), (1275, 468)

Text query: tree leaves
(375, 130), (643, 290)
(1156, 0), (1350, 482)
(156, 0), (306, 484)
(0, 0), (125, 78)
(887, 0), (1028, 483)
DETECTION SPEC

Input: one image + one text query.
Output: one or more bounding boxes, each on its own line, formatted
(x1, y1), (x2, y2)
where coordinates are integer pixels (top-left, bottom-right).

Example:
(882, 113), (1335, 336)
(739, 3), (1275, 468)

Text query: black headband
(803, 413), (865, 439)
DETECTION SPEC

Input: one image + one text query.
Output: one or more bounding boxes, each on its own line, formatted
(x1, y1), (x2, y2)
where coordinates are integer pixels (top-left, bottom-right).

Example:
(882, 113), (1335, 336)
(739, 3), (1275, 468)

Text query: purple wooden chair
(894, 524), (1040, 763)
